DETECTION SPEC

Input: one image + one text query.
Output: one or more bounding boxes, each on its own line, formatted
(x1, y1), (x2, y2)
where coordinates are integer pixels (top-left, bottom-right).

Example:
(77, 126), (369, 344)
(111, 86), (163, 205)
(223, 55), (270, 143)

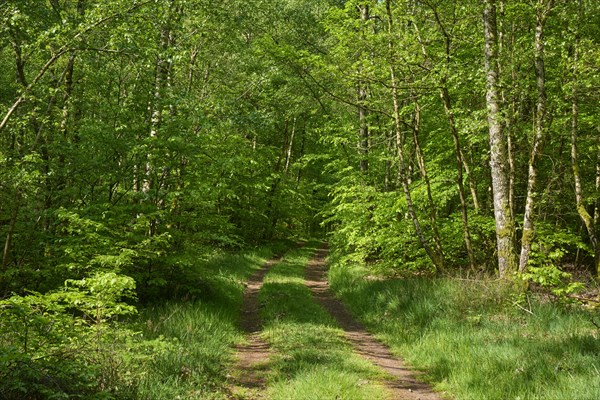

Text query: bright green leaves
(317, 0), (600, 279)
(0, 273), (137, 329)
(0, 271), (171, 398)
(64, 272), (138, 322)
(520, 265), (585, 300)
(517, 224), (589, 301)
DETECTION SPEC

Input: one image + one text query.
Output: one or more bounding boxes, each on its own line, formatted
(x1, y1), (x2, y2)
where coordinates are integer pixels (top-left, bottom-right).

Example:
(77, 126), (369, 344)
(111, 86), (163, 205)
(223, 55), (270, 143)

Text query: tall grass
(132, 244), (286, 399)
(329, 262), (600, 400)
(259, 244), (390, 400)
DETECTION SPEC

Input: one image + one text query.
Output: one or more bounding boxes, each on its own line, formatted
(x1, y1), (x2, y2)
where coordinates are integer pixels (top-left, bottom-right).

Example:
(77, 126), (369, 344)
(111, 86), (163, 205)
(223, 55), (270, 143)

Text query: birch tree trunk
(498, 0), (516, 222)
(143, 23), (171, 194)
(483, 0), (518, 277)
(144, 0), (180, 236)
(284, 117), (296, 175)
(357, 4), (369, 174)
(518, 0), (553, 273)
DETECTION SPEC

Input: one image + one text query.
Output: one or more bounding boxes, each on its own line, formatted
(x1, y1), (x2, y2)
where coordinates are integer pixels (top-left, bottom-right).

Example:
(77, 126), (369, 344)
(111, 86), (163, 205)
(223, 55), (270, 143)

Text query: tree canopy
(1, 0), (599, 307)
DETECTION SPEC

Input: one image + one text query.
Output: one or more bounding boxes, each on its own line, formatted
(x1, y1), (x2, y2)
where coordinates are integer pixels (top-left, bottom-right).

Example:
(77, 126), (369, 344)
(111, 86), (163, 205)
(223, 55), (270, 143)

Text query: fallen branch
(568, 294), (600, 304)
(513, 301), (535, 316)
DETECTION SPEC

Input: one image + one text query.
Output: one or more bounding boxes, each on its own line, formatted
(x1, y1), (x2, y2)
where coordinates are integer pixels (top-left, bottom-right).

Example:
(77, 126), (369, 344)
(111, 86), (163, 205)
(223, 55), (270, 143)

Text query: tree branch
(0, 0), (153, 133)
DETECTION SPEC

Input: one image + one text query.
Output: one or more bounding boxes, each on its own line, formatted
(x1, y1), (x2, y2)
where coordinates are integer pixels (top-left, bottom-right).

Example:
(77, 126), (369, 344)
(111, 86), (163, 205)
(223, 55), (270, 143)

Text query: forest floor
(228, 245), (442, 400)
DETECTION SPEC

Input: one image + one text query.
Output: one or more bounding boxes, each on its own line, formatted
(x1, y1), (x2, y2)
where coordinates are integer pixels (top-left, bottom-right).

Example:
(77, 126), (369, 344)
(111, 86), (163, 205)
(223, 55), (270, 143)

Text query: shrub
(0, 272), (167, 399)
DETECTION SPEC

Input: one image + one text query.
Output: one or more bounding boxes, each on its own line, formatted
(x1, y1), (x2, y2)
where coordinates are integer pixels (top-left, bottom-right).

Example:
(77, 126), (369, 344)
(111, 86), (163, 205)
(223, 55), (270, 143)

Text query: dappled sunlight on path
(229, 257), (281, 398)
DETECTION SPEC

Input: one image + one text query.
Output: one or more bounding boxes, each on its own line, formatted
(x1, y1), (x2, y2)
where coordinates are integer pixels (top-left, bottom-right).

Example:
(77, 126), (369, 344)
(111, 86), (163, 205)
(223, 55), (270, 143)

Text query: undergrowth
(329, 261), (600, 400)
(0, 242), (288, 399)
(132, 243), (289, 399)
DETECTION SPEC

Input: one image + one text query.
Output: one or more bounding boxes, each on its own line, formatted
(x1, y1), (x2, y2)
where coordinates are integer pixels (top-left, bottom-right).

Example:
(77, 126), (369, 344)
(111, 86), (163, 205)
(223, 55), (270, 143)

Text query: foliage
(1, 0), (599, 396)
(133, 243), (281, 399)
(316, 0), (600, 279)
(0, 0), (331, 298)
(517, 224), (588, 301)
(0, 272), (166, 399)
(521, 265), (585, 300)
(0, 241), (282, 399)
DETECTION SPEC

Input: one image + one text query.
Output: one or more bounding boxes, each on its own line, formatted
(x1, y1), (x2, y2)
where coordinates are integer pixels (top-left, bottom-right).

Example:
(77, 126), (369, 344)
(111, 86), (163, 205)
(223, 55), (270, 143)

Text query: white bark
(483, 0), (518, 277)
(518, 0), (553, 273)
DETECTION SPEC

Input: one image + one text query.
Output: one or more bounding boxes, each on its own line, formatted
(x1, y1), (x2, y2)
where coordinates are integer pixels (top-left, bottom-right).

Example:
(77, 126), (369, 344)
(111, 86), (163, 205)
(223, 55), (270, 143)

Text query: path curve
(305, 247), (444, 400)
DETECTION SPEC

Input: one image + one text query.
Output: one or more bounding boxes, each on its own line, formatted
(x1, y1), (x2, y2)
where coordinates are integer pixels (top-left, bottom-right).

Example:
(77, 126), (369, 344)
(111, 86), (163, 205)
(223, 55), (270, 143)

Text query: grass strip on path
(258, 243), (390, 400)
(305, 246), (443, 400)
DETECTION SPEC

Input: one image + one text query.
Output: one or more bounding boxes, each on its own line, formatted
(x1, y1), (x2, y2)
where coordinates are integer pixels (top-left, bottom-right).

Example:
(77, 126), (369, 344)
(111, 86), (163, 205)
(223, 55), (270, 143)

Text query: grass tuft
(269, 366), (387, 400)
(329, 261), (600, 400)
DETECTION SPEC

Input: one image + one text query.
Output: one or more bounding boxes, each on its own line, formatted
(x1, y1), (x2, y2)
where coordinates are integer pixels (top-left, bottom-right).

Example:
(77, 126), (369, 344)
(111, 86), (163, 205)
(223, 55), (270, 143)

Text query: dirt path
(230, 247), (443, 400)
(229, 257), (280, 398)
(305, 247), (443, 400)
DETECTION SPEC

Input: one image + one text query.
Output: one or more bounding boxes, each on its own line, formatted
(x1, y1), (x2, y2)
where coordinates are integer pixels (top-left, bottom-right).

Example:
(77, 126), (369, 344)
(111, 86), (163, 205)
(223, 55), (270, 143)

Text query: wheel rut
(230, 246), (444, 400)
(229, 256), (280, 398)
(305, 246), (443, 400)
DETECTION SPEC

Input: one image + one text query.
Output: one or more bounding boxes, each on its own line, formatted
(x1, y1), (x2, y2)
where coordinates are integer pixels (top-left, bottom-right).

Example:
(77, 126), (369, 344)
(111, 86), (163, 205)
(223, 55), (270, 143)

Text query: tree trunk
(483, 0), (518, 277)
(499, 0), (516, 222)
(144, 1), (180, 237)
(2, 193), (20, 270)
(440, 86), (476, 270)
(384, 131), (393, 192)
(57, 53), (77, 199)
(412, 102), (445, 267)
(386, 0), (443, 271)
(284, 117), (296, 175)
(460, 149), (481, 212)
(144, 24), (171, 195)
(570, 0), (600, 277)
(414, 4), (474, 268)
(426, 4), (476, 269)
(518, 0), (553, 273)
(595, 153), (600, 230)
(357, 4), (369, 174)
(296, 128), (306, 185)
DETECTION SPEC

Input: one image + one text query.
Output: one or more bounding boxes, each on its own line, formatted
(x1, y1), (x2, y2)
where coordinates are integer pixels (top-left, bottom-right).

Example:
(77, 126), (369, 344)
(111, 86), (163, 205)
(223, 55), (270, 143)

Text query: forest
(1, 0), (599, 399)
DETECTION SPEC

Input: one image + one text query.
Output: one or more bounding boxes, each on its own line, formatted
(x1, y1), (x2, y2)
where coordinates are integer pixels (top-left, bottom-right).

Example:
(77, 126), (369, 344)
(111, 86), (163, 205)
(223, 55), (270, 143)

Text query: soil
(305, 246), (444, 400)
(229, 247), (445, 400)
(229, 257), (280, 398)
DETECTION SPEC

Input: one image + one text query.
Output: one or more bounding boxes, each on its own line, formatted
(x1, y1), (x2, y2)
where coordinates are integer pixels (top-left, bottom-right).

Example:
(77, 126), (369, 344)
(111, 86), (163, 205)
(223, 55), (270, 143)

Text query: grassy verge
(132, 242), (289, 399)
(329, 262), (600, 400)
(259, 243), (390, 400)
(0, 241), (296, 399)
